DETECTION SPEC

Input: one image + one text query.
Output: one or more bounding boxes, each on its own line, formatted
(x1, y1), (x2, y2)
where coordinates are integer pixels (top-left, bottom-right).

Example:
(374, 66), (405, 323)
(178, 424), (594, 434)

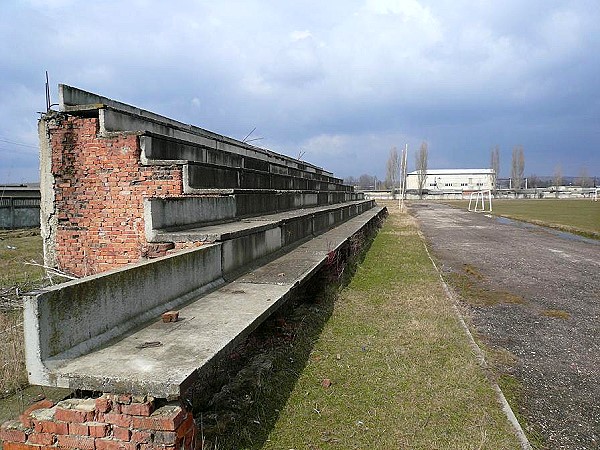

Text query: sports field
(448, 199), (599, 239)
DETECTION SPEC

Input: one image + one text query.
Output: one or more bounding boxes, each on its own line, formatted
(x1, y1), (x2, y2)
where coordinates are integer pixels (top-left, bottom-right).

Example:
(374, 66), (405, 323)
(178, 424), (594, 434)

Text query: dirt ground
(410, 202), (600, 449)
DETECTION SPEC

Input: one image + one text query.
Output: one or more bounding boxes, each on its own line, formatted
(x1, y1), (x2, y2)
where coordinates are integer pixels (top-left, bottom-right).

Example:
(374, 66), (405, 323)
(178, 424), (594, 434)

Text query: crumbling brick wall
(44, 114), (183, 276)
(0, 395), (196, 450)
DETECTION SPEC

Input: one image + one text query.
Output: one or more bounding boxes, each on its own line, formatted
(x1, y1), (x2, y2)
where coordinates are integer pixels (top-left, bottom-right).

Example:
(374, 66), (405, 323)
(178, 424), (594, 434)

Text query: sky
(1, 0), (599, 183)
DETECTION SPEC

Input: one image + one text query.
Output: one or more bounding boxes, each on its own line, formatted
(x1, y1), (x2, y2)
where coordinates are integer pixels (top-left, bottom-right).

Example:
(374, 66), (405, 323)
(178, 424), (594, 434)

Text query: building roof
(407, 169), (494, 175)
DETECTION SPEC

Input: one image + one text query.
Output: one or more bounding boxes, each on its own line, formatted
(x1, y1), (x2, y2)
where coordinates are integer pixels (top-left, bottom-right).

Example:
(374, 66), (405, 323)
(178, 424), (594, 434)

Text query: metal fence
(0, 197), (41, 228)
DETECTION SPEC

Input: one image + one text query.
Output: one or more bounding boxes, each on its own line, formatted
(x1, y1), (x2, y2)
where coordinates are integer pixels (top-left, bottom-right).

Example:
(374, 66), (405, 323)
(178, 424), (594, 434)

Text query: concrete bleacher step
(150, 199), (374, 274)
(150, 199), (371, 241)
(26, 206), (386, 399)
(145, 192), (365, 235)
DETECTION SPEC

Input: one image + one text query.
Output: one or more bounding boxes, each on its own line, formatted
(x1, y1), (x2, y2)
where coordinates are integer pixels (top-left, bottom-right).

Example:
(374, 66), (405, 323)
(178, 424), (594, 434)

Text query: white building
(406, 169), (495, 193)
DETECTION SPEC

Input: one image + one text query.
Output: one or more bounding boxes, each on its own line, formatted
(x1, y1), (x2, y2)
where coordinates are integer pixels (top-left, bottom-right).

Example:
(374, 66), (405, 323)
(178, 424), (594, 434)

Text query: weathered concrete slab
(25, 244), (224, 387)
(32, 206), (386, 399)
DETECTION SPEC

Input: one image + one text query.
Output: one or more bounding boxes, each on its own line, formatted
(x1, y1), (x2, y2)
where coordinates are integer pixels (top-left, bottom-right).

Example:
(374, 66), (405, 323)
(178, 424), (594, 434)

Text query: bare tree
(344, 175), (357, 186)
(511, 145), (525, 189)
(385, 147), (401, 196)
(358, 174), (375, 190)
(553, 165), (563, 198)
(415, 141), (428, 199)
(490, 145), (500, 192)
(577, 167), (591, 188)
(528, 174), (540, 188)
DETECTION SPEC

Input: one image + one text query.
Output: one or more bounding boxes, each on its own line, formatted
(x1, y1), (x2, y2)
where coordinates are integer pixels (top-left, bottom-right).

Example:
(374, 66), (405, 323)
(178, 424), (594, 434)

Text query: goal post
(468, 190), (493, 212)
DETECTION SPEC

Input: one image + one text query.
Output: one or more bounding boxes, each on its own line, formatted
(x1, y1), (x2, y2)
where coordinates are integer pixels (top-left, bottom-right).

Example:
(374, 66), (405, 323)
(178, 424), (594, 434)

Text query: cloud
(0, 0), (599, 183)
(260, 31), (324, 88)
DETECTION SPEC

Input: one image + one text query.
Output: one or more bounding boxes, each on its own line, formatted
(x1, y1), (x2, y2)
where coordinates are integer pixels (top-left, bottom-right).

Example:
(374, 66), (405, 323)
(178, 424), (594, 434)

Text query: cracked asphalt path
(410, 202), (600, 449)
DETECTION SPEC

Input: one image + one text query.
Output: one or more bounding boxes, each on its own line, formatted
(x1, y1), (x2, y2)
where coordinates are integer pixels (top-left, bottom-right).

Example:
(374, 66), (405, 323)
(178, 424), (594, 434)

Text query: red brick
(112, 426), (130, 442)
(88, 423), (110, 438)
(27, 432), (55, 446)
(19, 400), (55, 428)
(139, 445), (175, 450)
(0, 426), (27, 443)
(55, 408), (94, 424)
(33, 420), (69, 435)
(68, 422), (89, 436)
(160, 311), (179, 323)
(115, 395), (132, 405)
(175, 414), (194, 438)
(95, 397), (112, 414)
(3, 443), (41, 450)
(131, 406), (186, 432)
(103, 414), (131, 429)
(130, 430), (152, 444)
(120, 401), (154, 417)
(57, 434), (95, 450)
(95, 438), (137, 450)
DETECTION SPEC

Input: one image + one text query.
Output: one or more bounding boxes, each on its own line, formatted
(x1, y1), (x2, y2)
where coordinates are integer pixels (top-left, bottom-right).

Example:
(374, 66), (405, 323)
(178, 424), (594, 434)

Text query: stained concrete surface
(410, 202), (600, 449)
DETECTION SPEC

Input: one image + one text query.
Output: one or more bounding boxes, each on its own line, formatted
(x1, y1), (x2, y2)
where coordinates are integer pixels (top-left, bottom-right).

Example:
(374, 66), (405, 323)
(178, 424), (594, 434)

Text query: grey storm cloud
(1, 0), (598, 182)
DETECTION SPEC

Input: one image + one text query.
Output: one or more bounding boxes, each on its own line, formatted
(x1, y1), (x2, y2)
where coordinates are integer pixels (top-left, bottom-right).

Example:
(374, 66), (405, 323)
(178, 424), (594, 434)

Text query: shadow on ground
(187, 224), (381, 450)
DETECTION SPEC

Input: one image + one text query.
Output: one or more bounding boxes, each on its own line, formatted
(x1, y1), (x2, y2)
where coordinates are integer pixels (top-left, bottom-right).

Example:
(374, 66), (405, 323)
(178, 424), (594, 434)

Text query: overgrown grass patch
(261, 206), (520, 449)
(447, 264), (526, 307)
(0, 229), (46, 398)
(0, 310), (27, 398)
(541, 309), (571, 320)
(0, 229), (45, 303)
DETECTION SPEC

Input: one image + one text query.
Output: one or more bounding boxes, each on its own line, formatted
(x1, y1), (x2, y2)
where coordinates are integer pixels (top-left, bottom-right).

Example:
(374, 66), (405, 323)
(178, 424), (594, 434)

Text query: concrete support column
(0, 393), (196, 450)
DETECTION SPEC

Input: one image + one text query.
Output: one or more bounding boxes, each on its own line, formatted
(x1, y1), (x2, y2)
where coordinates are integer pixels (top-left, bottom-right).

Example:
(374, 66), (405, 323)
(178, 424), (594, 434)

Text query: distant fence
(0, 197), (41, 228)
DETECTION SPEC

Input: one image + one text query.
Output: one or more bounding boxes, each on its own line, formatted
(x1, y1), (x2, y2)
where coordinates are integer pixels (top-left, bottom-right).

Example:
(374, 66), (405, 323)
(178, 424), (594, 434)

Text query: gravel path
(410, 203), (600, 449)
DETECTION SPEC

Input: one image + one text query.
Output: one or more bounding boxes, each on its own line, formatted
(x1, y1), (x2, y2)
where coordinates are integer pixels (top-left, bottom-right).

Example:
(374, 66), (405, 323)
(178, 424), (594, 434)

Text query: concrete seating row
(141, 133), (351, 191)
(25, 206), (386, 399)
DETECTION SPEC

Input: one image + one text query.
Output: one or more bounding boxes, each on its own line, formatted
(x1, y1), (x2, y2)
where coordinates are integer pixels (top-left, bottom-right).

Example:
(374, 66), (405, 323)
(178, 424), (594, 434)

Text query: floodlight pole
(399, 143), (408, 211)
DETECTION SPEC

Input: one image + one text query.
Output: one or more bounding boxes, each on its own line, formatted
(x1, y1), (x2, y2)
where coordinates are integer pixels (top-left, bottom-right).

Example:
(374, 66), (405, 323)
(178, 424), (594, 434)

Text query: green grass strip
(262, 207), (520, 449)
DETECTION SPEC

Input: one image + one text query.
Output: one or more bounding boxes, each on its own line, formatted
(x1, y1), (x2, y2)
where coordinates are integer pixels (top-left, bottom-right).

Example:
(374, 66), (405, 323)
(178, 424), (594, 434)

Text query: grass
(258, 204), (520, 449)
(0, 311), (27, 398)
(0, 228), (45, 398)
(0, 229), (45, 294)
(445, 199), (600, 239)
(541, 309), (571, 320)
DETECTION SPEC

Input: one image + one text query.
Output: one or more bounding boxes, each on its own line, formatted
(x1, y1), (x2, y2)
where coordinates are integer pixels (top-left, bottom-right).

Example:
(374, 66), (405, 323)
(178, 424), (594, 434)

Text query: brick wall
(46, 115), (184, 276)
(0, 395), (196, 450)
